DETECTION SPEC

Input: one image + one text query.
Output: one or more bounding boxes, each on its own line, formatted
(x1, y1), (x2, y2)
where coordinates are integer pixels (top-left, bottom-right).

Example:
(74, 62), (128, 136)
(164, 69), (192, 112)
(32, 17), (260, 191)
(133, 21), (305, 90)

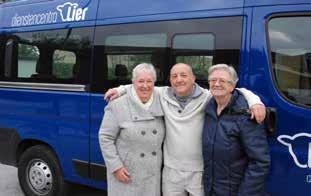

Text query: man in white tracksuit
(105, 63), (265, 196)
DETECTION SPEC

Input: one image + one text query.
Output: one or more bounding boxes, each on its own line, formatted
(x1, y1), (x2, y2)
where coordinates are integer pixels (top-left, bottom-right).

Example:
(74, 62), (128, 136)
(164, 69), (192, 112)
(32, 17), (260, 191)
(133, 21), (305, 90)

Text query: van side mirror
(264, 107), (277, 136)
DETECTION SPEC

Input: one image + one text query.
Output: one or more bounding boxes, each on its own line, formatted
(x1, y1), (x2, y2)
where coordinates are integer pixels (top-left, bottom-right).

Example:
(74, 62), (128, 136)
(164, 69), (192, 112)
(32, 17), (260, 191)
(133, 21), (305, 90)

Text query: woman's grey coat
(99, 87), (165, 196)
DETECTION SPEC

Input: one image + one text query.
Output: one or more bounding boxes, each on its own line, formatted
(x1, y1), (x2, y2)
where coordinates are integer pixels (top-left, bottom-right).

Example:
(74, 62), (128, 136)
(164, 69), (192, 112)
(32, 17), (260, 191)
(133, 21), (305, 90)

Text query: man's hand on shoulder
(104, 88), (119, 102)
(250, 104), (266, 124)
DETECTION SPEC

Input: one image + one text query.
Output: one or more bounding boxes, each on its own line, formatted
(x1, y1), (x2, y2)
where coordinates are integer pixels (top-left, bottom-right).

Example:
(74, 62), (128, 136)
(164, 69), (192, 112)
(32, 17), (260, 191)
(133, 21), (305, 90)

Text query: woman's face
(133, 70), (155, 103)
(208, 69), (235, 99)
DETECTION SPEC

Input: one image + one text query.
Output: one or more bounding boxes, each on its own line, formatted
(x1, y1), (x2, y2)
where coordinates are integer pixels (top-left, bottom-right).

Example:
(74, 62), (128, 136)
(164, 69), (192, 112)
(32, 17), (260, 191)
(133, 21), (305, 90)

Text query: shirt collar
(167, 83), (203, 100)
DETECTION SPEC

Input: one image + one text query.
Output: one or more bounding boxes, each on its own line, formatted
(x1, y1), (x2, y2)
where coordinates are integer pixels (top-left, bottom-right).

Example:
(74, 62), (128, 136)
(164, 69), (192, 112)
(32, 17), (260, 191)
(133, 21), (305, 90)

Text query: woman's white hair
(132, 63), (157, 82)
(208, 64), (239, 85)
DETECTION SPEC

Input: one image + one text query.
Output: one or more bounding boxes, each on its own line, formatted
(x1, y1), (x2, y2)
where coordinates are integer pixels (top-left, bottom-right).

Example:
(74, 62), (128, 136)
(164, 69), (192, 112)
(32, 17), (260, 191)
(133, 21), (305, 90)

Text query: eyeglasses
(208, 78), (233, 85)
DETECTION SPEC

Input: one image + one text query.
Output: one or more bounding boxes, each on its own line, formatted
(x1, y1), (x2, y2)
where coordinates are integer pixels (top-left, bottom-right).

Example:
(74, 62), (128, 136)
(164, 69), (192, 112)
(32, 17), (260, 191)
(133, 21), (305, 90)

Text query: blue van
(0, 0), (310, 195)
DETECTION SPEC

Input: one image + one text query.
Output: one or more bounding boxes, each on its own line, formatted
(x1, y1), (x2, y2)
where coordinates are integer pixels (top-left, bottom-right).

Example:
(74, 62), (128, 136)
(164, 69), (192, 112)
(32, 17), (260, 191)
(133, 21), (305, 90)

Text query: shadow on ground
(67, 183), (107, 196)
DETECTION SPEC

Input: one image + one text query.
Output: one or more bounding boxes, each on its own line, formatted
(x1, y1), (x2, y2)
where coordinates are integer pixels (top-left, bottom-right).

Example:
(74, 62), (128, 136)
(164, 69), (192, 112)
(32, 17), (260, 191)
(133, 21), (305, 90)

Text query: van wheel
(18, 145), (66, 196)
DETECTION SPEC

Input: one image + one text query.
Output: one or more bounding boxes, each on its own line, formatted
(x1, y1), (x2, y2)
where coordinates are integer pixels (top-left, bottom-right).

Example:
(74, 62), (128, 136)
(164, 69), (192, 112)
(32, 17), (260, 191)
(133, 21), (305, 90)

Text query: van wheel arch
(18, 144), (67, 196)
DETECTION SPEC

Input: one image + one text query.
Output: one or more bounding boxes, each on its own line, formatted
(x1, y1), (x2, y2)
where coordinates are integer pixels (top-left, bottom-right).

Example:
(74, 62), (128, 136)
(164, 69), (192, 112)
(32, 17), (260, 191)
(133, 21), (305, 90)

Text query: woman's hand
(113, 167), (131, 183)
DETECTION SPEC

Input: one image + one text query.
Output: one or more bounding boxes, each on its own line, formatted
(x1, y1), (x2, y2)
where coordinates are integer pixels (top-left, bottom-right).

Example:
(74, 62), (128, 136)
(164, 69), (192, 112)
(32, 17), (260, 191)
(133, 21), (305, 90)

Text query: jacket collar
(205, 90), (241, 117)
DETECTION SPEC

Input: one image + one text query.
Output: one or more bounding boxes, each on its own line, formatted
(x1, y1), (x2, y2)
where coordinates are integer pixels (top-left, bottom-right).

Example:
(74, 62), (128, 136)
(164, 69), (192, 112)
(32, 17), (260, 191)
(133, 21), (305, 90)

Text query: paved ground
(0, 164), (23, 196)
(0, 164), (107, 196)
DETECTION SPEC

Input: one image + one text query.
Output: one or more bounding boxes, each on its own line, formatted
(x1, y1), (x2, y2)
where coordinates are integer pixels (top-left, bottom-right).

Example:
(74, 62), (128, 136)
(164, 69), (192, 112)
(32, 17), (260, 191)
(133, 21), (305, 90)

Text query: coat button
(140, 153), (145, 158)
(141, 131), (146, 135)
(178, 110), (182, 113)
(152, 129), (157, 135)
(134, 116), (138, 120)
(152, 151), (156, 156)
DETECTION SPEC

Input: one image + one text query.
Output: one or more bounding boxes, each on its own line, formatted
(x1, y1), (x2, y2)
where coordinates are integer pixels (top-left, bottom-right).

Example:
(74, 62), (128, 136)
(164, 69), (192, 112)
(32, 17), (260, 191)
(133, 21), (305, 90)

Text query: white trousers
(162, 166), (204, 196)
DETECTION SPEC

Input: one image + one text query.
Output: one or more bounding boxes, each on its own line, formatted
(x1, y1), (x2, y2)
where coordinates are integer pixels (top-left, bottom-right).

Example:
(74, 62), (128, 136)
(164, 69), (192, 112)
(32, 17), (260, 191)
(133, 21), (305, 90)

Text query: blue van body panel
(97, 0), (244, 21)
(90, 94), (106, 167)
(0, 0), (99, 29)
(0, 88), (91, 183)
(239, 7), (253, 87)
(249, 4), (311, 195)
(1, 0), (51, 7)
(245, 0), (311, 7)
(90, 94), (108, 189)
(1, 21), (96, 35)
(95, 7), (244, 26)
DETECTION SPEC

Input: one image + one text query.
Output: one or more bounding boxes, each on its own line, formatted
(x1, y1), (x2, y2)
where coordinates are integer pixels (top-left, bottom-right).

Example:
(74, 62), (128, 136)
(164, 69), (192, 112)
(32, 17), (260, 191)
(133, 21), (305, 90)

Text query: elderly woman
(99, 63), (165, 196)
(202, 64), (270, 196)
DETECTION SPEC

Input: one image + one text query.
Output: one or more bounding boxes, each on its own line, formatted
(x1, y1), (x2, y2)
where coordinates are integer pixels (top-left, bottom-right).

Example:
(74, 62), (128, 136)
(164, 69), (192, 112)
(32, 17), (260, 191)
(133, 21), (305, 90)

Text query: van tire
(18, 145), (67, 196)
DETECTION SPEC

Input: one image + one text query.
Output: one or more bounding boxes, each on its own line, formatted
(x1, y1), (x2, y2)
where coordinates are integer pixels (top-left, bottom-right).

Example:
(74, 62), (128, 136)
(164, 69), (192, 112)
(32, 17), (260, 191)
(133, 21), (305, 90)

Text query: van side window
(18, 43), (39, 78)
(105, 33), (167, 83)
(53, 50), (76, 79)
(93, 17), (242, 93)
(268, 16), (311, 106)
(2, 28), (92, 86)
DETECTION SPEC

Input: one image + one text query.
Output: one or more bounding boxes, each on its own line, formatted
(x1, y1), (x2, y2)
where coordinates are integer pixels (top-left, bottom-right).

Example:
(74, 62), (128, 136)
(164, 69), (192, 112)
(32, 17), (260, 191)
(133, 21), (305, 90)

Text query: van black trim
(90, 162), (107, 181)
(73, 159), (107, 181)
(0, 81), (87, 92)
(0, 128), (20, 166)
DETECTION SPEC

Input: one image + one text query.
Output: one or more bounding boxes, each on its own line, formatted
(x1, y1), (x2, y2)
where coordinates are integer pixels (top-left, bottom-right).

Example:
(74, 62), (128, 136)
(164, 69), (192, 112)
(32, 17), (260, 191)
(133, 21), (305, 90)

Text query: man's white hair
(208, 64), (239, 85)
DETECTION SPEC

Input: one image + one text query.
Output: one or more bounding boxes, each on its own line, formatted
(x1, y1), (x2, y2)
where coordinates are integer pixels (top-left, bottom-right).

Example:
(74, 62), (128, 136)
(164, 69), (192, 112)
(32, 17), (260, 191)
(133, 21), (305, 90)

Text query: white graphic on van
(56, 2), (88, 22)
(277, 133), (311, 168)
(11, 2), (88, 27)
(11, 11), (58, 27)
